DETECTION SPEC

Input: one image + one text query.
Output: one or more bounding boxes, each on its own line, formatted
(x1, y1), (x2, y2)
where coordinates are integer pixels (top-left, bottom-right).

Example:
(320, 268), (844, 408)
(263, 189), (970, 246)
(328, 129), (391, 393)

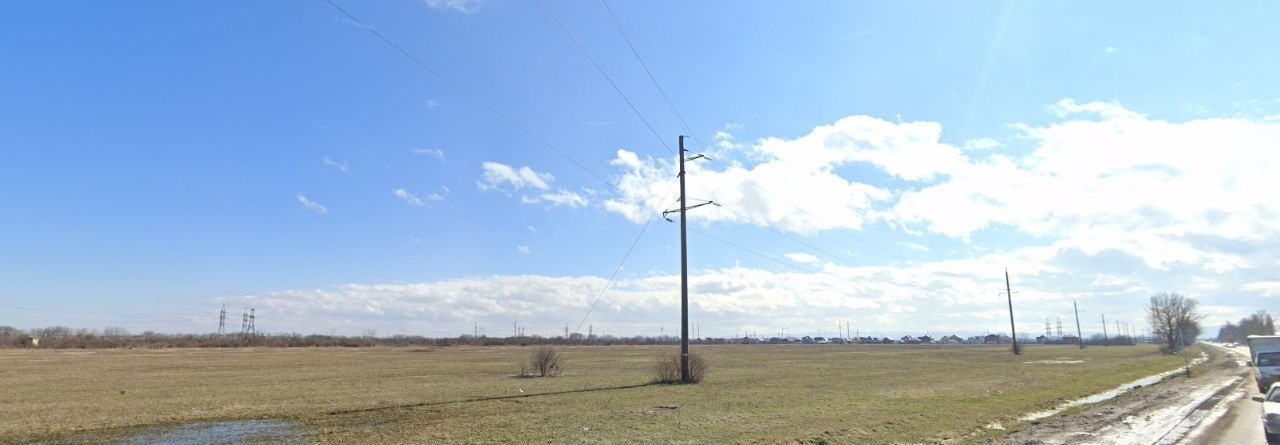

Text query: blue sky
(2, 0), (1279, 338)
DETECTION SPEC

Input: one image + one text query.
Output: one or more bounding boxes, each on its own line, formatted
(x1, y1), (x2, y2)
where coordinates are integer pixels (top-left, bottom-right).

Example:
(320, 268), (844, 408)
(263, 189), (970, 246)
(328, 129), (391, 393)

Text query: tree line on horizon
(1214, 310), (1276, 343)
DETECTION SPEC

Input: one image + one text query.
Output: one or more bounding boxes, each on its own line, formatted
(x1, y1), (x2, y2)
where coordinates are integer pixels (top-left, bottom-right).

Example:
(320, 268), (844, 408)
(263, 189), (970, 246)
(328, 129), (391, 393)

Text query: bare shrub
(652, 350), (708, 384)
(653, 351), (681, 383)
(527, 346), (563, 377)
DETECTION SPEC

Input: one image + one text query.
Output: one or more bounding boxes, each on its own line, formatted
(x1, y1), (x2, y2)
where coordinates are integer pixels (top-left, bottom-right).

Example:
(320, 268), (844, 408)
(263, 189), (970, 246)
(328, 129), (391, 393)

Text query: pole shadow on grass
(327, 382), (658, 415)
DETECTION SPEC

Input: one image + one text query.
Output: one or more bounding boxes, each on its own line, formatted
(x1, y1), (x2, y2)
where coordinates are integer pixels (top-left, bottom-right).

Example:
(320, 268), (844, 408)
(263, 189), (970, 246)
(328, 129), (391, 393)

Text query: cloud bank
(240, 101), (1279, 337)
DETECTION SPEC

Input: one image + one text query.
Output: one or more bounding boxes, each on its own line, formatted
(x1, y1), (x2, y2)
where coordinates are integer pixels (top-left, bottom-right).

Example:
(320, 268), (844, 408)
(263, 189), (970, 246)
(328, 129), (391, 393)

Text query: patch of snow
(1020, 353), (1209, 422)
(985, 422), (1005, 431)
(1081, 376), (1239, 445)
(1025, 360), (1086, 364)
(1179, 381), (1245, 444)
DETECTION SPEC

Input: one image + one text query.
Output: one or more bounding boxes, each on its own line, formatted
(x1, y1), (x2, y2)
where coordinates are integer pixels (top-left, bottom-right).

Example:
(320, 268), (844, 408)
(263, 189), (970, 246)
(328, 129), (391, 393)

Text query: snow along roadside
(1019, 352), (1209, 423)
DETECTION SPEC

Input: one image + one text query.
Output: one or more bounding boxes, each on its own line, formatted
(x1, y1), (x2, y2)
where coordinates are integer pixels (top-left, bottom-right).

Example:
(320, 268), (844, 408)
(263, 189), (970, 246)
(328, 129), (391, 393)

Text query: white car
(1264, 383), (1280, 444)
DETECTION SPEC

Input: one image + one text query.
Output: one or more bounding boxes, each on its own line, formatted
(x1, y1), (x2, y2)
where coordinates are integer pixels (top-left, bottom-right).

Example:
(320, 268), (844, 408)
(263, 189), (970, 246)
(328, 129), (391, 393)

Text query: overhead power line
(594, 1), (909, 265)
(321, 1), (705, 340)
(598, 0), (696, 147)
(324, 0), (620, 194)
(687, 226), (816, 273)
(530, 0), (675, 156)
(330, 0), (910, 296)
(575, 209), (658, 333)
(575, 182), (682, 332)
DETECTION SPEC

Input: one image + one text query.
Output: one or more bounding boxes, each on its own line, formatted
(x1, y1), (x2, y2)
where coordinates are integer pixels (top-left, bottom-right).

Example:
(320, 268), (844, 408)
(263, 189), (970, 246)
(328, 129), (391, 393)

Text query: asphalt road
(1187, 345), (1266, 445)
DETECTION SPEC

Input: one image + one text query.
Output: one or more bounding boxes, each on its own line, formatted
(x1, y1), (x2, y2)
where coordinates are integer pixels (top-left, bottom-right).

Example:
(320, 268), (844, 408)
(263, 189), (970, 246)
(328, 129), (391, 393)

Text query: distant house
(1063, 335), (1080, 344)
(1036, 335), (1048, 344)
(22, 336), (39, 347)
(984, 334), (1002, 344)
(881, 337), (895, 344)
(918, 335), (934, 344)
(801, 336), (814, 344)
(900, 335), (920, 344)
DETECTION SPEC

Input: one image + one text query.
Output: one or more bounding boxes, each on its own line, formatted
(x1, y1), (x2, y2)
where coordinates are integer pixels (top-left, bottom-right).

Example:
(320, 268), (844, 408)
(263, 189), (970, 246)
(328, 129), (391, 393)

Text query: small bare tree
(1147, 292), (1204, 352)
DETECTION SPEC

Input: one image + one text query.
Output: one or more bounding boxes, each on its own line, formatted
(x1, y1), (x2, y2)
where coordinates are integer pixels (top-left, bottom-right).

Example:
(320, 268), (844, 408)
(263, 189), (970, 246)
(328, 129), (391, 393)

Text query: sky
(2, 0), (1279, 339)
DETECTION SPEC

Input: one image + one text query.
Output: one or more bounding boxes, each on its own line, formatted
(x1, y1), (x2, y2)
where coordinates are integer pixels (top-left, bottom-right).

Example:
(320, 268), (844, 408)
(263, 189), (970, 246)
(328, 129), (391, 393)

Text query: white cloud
(589, 100), (1280, 330)
(784, 252), (820, 264)
(539, 190), (587, 208)
(1046, 98), (1141, 120)
(1243, 281), (1280, 297)
(962, 137), (1001, 151)
(712, 124), (745, 156)
(1105, 46), (1117, 54)
(322, 157), (349, 174)
(423, 0), (483, 14)
(297, 194), (328, 214)
(232, 101), (1280, 338)
(605, 116), (950, 233)
(479, 162), (552, 191)
(604, 100), (1280, 276)
(426, 99), (438, 109)
(902, 242), (930, 252)
(479, 162), (587, 208)
(222, 241), (1203, 338)
(411, 148), (445, 160)
(895, 99), (1280, 272)
(517, 245), (532, 254)
(393, 188), (445, 207)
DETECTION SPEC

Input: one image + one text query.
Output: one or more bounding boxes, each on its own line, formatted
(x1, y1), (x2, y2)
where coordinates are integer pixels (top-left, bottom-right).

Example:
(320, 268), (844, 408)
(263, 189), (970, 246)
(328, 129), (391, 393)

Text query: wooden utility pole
(1005, 269), (1020, 355)
(661, 136), (715, 383)
(678, 135), (691, 382)
(1102, 313), (1109, 346)
(1073, 300), (1084, 349)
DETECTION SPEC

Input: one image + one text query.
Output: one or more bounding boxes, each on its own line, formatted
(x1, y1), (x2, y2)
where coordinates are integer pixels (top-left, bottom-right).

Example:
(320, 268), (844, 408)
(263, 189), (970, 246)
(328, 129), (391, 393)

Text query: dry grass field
(0, 344), (1199, 444)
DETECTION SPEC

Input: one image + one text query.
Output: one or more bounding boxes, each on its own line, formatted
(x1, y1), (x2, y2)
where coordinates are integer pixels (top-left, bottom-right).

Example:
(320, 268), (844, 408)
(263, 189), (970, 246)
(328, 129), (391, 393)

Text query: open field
(0, 344), (1199, 444)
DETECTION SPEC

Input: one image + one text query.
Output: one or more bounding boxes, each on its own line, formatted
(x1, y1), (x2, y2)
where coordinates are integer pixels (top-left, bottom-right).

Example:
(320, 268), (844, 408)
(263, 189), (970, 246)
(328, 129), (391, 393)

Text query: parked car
(1261, 382), (1280, 444)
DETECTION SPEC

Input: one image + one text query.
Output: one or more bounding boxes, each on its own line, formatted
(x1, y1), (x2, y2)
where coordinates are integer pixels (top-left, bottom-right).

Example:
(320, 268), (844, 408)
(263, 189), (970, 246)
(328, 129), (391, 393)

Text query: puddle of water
(118, 420), (298, 445)
(1019, 352), (1209, 422)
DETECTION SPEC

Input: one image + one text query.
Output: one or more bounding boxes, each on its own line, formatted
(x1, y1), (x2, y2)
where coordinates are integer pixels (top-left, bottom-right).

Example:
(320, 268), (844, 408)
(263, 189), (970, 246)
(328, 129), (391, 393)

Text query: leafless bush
(526, 346), (563, 377)
(652, 350), (707, 384)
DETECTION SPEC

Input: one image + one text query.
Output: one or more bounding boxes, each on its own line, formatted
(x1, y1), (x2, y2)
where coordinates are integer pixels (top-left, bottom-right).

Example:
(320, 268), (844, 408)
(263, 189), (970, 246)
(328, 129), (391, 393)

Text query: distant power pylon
(248, 308), (256, 335)
(217, 304), (226, 335)
(241, 309), (248, 334)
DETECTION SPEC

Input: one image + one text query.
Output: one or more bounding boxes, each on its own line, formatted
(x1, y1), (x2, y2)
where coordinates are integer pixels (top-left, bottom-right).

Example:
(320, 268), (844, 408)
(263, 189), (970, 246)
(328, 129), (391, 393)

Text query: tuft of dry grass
(0, 344), (1199, 444)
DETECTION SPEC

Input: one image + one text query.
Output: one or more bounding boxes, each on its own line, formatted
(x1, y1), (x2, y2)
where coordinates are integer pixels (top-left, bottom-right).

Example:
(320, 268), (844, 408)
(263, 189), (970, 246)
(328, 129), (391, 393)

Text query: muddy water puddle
(119, 420), (299, 445)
